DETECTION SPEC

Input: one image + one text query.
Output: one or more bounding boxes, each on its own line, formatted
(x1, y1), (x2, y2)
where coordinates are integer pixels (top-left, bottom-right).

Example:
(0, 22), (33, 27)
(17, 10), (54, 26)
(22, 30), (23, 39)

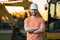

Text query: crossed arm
(24, 24), (39, 33)
(33, 23), (45, 33)
(24, 23), (45, 33)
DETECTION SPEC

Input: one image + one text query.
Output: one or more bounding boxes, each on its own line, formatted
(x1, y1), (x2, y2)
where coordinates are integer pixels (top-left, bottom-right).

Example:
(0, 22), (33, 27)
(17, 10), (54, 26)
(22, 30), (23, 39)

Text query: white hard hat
(30, 3), (38, 9)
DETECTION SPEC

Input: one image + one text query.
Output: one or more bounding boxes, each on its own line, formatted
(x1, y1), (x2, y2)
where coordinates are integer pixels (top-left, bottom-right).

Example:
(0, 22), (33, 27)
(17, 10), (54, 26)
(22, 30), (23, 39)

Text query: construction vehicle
(45, 0), (60, 40)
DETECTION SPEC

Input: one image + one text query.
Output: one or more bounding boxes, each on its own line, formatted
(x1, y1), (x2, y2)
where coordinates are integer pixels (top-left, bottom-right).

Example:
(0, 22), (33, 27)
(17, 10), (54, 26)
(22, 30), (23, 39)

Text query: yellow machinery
(0, 3), (17, 29)
(45, 0), (60, 40)
(0, 0), (31, 40)
(0, 0), (32, 29)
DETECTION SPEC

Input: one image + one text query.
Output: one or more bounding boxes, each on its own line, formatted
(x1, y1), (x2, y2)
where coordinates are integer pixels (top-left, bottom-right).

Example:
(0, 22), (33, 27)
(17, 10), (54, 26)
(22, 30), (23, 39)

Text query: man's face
(30, 9), (38, 16)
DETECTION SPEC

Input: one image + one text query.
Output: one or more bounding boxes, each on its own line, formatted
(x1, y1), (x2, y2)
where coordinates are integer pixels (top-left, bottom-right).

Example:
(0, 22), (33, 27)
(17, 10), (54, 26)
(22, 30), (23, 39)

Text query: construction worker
(24, 3), (45, 40)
